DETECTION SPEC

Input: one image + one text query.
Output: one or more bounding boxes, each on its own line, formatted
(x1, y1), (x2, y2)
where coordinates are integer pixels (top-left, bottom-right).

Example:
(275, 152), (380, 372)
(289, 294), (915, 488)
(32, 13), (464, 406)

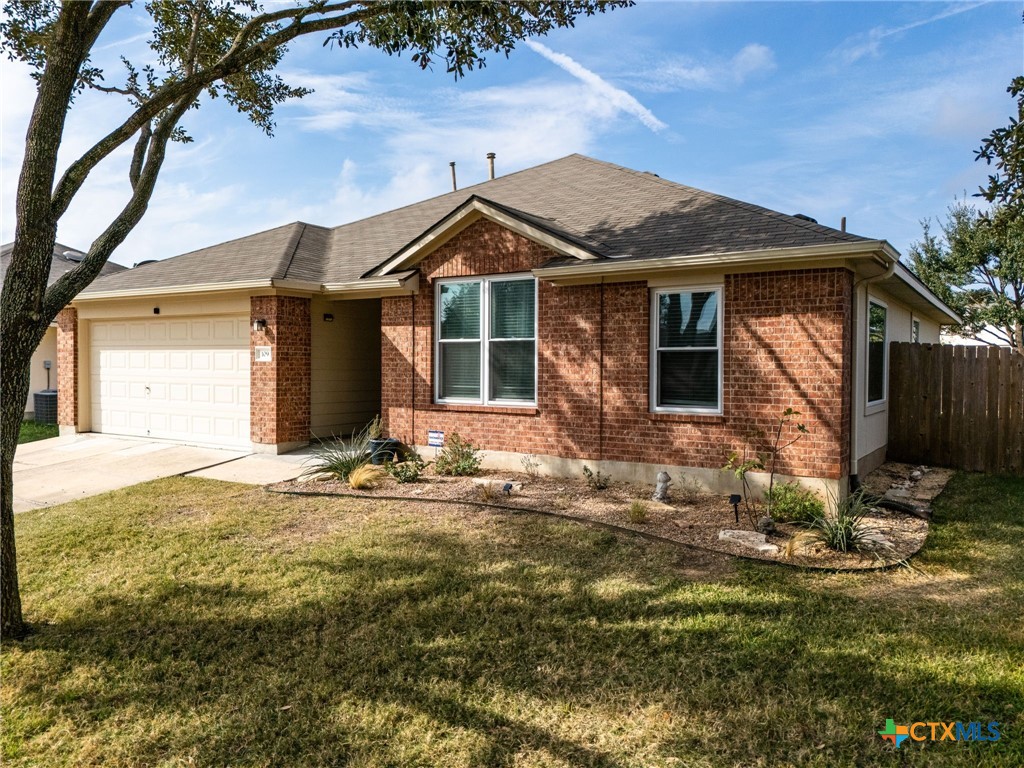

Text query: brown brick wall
(381, 218), (853, 480)
(250, 296), (311, 445)
(56, 307), (78, 428)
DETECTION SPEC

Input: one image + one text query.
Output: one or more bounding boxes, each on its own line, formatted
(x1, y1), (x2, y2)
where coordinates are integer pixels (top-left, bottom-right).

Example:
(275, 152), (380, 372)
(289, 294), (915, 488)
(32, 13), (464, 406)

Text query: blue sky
(1, 1), (1021, 267)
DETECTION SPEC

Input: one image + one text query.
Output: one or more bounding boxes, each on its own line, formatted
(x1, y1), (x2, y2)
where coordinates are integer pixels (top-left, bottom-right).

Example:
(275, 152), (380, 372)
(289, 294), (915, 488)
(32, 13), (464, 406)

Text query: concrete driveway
(13, 434), (311, 512)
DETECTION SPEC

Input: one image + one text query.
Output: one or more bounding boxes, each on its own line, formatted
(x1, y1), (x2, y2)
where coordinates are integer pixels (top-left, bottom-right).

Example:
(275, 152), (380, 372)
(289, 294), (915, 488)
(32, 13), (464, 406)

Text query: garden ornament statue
(653, 471), (672, 502)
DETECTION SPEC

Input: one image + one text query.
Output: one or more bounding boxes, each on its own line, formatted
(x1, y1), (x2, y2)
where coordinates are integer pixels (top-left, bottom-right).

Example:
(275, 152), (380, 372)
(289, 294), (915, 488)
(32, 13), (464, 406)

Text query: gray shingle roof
(0, 242), (127, 286)
(83, 154), (872, 294)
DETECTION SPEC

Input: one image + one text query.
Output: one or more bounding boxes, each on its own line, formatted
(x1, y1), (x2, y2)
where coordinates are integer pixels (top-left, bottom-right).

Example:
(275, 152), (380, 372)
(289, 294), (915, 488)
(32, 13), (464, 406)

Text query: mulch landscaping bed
(269, 461), (952, 571)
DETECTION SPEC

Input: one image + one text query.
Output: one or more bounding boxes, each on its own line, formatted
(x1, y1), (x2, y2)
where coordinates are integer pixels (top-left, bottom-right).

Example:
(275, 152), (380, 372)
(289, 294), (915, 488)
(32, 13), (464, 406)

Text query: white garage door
(90, 316), (251, 448)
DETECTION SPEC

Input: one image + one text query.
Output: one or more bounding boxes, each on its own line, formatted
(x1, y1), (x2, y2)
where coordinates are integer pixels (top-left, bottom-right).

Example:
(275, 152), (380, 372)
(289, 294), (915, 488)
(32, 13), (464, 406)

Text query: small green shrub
(520, 454), (541, 478)
(302, 428), (371, 482)
(789, 491), (894, 558)
(387, 458), (427, 484)
(627, 500), (648, 523)
(435, 433), (482, 476)
(582, 465), (610, 490)
(766, 481), (825, 523)
(676, 476), (704, 504)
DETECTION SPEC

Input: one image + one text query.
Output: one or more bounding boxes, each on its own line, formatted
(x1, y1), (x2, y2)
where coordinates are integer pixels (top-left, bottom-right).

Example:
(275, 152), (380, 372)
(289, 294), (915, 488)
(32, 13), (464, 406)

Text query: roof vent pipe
(449, 161), (457, 192)
(486, 152), (496, 180)
(841, 216), (847, 233)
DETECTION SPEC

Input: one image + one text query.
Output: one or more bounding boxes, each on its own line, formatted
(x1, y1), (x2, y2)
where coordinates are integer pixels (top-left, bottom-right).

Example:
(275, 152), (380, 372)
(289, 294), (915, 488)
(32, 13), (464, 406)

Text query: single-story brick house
(61, 155), (957, 496)
(0, 241), (125, 418)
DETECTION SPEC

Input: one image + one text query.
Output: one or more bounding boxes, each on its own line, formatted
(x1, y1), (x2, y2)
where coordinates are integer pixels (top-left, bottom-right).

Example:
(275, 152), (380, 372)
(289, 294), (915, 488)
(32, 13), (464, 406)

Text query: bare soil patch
(270, 460), (951, 570)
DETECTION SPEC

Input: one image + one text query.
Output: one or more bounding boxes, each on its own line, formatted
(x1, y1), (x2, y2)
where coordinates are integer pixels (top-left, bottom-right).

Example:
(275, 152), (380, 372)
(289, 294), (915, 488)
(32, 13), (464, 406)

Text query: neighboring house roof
(82, 154), (869, 295)
(0, 241), (127, 285)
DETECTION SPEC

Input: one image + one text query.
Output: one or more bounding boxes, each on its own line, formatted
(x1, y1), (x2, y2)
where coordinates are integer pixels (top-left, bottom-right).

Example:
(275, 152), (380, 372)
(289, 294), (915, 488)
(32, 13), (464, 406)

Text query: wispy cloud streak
(524, 40), (667, 131)
(835, 2), (992, 64)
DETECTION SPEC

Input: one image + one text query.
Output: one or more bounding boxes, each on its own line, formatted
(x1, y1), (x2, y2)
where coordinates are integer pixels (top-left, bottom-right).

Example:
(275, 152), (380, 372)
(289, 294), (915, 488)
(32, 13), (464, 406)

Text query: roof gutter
(532, 240), (899, 283)
(75, 278), (322, 301)
(891, 260), (961, 324)
(323, 272), (420, 299)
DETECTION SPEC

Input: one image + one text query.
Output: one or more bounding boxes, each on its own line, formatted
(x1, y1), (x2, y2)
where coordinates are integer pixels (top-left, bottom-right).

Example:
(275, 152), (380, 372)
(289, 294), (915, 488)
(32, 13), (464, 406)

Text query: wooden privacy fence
(888, 343), (1024, 474)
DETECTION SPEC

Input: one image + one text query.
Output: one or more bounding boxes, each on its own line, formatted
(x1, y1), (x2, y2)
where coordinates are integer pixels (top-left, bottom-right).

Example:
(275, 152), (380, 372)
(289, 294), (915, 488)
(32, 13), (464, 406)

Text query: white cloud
(632, 43), (777, 92)
(523, 40), (667, 132)
(834, 2), (992, 64)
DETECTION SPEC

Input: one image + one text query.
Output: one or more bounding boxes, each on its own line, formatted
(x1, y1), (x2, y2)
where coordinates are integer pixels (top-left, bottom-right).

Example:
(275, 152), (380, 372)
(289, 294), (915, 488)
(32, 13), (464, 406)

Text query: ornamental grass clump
(348, 464), (385, 490)
(627, 500), (648, 524)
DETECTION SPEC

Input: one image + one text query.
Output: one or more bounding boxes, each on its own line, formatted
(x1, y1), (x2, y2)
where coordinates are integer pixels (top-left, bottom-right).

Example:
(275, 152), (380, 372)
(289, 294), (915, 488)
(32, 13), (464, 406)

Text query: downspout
(405, 296), (409, 448)
(599, 278), (605, 461)
(849, 255), (896, 490)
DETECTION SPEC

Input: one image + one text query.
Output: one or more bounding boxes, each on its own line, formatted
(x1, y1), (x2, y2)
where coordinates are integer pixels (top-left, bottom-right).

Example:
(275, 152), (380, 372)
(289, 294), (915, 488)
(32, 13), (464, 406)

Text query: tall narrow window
(489, 278), (536, 402)
(652, 287), (722, 413)
(867, 300), (887, 405)
(438, 282), (481, 400)
(435, 275), (536, 405)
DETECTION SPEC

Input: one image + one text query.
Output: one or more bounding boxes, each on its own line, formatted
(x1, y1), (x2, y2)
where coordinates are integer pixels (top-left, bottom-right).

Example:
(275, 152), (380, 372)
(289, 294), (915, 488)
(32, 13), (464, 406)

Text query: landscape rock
(756, 516), (776, 535)
(909, 470), (923, 482)
(884, 487), (913, 501)
(718, 529), (780, 554)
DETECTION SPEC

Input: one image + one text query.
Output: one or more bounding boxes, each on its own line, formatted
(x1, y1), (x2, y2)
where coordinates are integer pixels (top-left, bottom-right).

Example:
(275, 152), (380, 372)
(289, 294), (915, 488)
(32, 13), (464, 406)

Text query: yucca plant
(787, 490), (894, 559)
(301, 425), (373, 482)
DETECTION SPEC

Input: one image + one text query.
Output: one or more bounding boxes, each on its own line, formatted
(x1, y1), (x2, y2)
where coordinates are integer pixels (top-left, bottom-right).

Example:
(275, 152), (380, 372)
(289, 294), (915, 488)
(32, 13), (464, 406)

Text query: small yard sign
(427, 430), (444, 448)
(254, 346), (272, 362)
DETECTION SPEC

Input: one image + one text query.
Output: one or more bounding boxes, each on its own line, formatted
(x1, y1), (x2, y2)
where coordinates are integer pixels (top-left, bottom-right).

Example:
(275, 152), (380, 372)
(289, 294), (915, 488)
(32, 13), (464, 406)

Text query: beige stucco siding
(310, 297), (381, 438)
(25, 326), (58, 415)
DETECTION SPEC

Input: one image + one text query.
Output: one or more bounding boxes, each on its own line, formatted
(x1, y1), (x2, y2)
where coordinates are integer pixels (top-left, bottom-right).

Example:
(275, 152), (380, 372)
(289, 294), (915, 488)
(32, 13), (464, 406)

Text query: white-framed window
(435, 274), (537, 406)
(867, 297), (888, 406)
(911, 317), (921, 343)
(650, 285), (723, 414)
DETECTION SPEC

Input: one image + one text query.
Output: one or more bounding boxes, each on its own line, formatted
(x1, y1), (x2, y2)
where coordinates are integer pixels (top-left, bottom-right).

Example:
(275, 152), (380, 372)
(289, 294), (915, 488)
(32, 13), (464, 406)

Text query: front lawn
(17, 420), (58, 444)
(2, 473), (1021, 766)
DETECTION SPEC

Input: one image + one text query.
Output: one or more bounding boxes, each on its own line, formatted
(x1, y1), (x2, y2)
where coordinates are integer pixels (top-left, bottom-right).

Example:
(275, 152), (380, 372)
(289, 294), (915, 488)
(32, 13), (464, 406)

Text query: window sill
(648, 412), (725, 424)
(864, 401), (887, 417)
(424, 403), (539, 416)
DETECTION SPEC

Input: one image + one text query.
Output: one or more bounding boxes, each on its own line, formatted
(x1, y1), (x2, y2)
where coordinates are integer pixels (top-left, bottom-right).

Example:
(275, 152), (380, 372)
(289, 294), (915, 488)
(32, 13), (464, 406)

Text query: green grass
(17, 420), (58, 444)
(2, 473), (1021, 767)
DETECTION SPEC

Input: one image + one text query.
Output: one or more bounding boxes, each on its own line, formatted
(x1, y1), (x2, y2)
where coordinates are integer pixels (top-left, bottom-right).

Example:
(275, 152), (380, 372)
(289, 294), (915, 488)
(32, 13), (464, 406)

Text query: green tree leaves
(908, 201), (1024, 355)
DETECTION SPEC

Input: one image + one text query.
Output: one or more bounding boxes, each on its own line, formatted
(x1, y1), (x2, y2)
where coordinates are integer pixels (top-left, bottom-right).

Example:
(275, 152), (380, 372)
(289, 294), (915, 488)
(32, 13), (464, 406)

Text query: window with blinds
(436, 275), (537, 405)
(651, 286), (723, 413)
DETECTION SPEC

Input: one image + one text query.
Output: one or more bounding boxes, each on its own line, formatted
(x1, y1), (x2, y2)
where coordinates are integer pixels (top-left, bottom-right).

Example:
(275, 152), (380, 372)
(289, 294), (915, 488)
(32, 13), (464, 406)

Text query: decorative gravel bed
(269, 461), (950, 571)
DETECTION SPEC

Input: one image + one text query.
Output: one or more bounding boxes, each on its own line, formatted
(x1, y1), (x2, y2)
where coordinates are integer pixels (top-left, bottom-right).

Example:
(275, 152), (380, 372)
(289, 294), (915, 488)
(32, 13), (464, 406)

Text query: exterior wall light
(252, 319), (267, 332)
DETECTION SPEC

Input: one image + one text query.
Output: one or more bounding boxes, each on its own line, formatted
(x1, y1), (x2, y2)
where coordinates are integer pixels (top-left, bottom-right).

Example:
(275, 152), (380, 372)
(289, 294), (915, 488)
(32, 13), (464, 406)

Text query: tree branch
(49, 3), (371, 220)
(43, 93), (196, 319)
(128, 121), (152, 190)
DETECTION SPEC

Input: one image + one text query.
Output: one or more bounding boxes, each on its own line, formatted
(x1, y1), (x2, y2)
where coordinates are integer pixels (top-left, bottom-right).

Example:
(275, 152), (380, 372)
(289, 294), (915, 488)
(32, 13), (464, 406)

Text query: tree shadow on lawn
(6, 491), (1023, 767)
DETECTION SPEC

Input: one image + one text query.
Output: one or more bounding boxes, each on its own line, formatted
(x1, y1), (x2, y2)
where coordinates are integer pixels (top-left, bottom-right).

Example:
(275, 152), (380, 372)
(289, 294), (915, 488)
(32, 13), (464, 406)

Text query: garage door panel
(90, 315), (250, 448)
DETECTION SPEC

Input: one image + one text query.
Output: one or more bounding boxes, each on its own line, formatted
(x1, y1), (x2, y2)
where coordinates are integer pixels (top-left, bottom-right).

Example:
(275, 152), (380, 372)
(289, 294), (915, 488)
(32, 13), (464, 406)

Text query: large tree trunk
(1, 4), (95, 641)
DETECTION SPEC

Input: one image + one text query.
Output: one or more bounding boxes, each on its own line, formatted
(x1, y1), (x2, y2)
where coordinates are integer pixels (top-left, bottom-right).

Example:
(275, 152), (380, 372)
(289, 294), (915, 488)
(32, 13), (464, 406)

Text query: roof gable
(368, 195), (604, 277)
